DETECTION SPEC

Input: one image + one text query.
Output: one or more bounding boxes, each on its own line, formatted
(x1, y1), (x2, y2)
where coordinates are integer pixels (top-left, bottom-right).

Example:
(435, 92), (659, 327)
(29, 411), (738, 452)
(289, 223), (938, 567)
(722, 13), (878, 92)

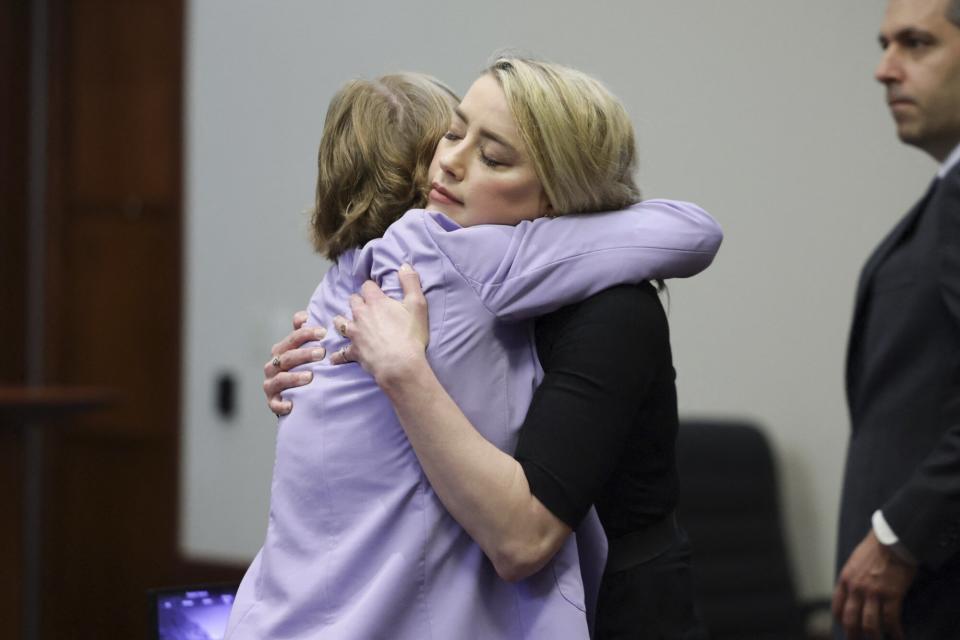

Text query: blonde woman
(247, 58), (720, 639)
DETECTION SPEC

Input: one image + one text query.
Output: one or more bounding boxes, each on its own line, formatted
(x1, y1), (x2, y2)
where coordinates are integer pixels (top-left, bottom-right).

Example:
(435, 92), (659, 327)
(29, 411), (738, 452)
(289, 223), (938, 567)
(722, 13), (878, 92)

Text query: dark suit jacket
(838, 160), (960, 636)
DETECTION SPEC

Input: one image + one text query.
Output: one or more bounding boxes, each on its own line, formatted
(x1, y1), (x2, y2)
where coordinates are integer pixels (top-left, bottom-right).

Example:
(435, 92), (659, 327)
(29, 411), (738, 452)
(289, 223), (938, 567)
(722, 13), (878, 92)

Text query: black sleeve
(515, 283), (669, 528)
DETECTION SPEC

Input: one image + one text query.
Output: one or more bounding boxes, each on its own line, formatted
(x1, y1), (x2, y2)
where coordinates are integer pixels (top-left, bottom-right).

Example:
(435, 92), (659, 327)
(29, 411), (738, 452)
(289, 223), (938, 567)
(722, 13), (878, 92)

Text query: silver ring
(272, 356), (281, 368)
(338, 347), (348, 361)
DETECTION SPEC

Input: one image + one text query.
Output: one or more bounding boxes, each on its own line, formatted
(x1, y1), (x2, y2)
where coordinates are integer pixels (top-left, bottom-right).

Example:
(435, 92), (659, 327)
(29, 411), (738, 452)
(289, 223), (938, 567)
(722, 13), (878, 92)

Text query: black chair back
(677, 419), (807, 639)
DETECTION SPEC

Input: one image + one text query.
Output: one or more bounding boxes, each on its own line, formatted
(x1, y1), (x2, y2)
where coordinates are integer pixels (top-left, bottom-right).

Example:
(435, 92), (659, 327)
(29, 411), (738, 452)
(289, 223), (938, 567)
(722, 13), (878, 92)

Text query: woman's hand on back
(263, 311), (327, 416)
(331, 263), (430, 389)
(264, 264), (427, 415)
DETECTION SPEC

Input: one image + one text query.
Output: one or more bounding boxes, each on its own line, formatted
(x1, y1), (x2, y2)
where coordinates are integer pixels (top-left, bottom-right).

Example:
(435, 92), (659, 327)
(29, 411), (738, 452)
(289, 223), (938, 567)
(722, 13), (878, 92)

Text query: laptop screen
(147, 583), (239, 640)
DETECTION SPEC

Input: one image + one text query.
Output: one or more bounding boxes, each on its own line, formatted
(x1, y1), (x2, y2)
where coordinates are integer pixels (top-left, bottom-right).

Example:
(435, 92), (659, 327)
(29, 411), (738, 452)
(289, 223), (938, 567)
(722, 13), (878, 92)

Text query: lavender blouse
(226, 201), (722, 639)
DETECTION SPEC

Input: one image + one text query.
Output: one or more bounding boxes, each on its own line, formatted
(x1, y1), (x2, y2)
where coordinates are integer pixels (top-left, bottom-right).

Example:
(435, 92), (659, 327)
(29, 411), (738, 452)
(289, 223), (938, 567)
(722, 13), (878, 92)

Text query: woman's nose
(438, 143), (465, 180)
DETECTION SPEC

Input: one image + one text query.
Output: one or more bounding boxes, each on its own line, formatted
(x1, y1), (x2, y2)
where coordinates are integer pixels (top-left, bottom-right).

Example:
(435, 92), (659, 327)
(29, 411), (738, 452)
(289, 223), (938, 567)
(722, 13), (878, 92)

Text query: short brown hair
(311, 73), (458, 260)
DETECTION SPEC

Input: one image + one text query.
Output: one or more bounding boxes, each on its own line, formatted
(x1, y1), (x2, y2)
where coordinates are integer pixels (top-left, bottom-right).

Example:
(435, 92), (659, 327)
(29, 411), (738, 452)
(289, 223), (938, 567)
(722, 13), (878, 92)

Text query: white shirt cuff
(872, 509), (917, 565)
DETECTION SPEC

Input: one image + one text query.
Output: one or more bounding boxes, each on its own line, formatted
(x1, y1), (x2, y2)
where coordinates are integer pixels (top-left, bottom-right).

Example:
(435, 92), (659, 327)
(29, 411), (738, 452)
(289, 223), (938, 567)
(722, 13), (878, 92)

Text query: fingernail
(300, 372), (312, 383)
(314, 327), (326, 339)
(399, 263), (412, 273)
(312, 349), (325, 360)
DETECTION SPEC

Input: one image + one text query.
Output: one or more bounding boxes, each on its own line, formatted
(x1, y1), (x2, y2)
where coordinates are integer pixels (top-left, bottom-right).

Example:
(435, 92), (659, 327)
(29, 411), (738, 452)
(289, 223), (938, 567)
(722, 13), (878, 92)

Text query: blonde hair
(311, 73), (458, 260)
(486, 56), (640, 214)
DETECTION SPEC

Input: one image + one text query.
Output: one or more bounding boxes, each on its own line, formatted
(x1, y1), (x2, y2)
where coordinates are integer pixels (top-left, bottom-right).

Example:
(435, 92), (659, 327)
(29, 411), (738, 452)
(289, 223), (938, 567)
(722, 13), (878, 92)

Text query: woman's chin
(427, 201), (459, 220)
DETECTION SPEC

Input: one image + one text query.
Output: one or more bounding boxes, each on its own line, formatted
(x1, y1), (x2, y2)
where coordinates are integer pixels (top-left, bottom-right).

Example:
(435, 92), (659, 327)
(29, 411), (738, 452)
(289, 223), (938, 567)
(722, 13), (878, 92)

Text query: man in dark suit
(832, 0), (960, 638)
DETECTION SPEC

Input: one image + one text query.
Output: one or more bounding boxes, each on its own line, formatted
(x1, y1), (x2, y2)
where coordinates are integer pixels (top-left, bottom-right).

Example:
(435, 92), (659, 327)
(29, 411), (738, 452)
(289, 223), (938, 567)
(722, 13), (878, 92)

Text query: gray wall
(181, 0), (936, 599)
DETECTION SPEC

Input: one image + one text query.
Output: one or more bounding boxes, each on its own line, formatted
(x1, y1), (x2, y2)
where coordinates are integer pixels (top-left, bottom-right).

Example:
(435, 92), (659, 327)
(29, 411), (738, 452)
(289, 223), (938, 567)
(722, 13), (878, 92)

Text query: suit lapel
(846, 178), (941, 408)
(857, 180), (940, 309)
(937, 163), (960, 324)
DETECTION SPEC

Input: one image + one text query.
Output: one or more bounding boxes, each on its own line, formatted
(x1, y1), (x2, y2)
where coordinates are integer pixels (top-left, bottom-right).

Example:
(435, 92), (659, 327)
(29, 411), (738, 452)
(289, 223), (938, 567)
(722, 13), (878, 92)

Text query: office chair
(677, 419), (831, 640)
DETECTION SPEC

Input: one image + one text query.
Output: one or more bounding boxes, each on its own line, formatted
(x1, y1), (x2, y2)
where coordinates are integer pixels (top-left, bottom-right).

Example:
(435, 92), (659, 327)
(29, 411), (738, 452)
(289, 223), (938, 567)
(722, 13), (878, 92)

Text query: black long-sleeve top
(515, 282), (679, 540)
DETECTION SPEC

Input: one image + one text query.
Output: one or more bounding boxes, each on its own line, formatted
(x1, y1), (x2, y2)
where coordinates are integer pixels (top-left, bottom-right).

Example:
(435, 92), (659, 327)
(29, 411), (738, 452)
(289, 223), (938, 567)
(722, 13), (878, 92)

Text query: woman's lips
(429, 184), (462, 206)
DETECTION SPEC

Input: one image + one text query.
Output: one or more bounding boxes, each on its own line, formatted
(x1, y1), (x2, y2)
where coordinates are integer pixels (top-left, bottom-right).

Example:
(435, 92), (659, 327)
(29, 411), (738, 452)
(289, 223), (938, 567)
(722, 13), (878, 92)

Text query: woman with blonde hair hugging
(240, 57), (720, 639)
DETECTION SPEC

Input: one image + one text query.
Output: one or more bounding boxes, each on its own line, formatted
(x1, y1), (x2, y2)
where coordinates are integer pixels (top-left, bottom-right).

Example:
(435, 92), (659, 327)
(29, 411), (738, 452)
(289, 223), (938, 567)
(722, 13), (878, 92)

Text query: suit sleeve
(426, 199), (722, 322)
(883, 169), (960, 569)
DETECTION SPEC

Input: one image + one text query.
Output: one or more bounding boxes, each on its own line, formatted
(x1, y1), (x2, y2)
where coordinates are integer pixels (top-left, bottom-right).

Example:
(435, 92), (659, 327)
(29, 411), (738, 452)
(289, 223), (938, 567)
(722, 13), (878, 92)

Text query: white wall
(182, 0), (937, 599)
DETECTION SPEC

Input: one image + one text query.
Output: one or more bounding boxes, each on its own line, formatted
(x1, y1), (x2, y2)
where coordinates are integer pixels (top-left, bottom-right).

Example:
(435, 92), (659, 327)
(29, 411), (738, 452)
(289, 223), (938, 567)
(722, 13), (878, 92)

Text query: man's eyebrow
(453, 106), (517, 153)
(880, 26), (935, 46)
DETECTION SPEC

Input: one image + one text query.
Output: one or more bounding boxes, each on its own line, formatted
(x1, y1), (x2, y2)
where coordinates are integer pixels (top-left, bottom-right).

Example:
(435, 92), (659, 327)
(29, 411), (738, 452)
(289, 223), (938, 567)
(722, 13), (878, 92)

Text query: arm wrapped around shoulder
(428, 199), (722, 322)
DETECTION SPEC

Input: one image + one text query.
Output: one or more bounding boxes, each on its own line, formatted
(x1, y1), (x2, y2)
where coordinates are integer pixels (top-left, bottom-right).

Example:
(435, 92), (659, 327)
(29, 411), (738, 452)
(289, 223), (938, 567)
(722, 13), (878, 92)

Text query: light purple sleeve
(424, 199), (723, 321)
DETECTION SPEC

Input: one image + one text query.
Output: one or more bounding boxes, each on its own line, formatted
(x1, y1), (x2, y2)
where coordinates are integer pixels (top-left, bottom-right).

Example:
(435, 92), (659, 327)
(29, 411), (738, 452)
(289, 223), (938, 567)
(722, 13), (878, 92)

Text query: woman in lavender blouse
(246, 57), (720, 639)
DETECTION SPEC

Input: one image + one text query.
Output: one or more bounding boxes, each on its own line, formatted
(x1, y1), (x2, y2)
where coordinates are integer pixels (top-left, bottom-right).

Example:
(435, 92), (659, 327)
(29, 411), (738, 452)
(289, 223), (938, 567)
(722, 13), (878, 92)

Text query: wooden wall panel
(58, 216), (180, 438)
(33, 1), (245, 638)
(0, 430), (23, 639)
(30, 1), (251, 636)
(0, 0), (28, 383)
(42, 433), (177, 635)
(1, 2), (30, 638)
(4, 1), (251, 636)
(68, 0), (179, 205)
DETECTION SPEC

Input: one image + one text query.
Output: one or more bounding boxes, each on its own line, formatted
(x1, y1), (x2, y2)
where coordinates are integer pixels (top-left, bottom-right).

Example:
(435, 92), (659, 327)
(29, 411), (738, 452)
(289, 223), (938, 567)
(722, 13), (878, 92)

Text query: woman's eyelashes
(479, 146), (503, 167)
(441, 130), (506, 168)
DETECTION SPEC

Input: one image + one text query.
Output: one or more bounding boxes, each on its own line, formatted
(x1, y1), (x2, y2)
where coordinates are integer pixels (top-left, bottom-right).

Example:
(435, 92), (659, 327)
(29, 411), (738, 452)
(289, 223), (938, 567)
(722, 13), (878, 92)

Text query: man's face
(876, 0), (960, 160)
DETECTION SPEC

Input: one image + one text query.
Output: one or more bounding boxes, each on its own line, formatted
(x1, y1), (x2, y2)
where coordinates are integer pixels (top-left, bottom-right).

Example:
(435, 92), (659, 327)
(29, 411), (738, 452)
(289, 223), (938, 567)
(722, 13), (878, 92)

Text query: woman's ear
(540, 193), (555, 218)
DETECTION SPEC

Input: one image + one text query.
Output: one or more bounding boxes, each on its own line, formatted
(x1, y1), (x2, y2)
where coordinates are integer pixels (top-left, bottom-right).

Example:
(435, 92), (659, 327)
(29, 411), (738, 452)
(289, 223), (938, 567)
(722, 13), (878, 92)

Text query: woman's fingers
(263, 370), (314, 400)
(272, 325), (326, 359)
(359, 279), (387, 302)
(399, 263), (429, 347)
(398, 263), (424, 304)
(292, 309), (308, 330)
(269, 397), (292, 416)
(266, 325), (326, 378)
(264, 346), (326, 378)
(264, 323), (326, 415)
(333, 315), (352, 338)
(329, 343), (354, 365)
(348, 294), (366, 319)
(329, 268), (428, 370)
(265, 337), (326, 376)
(265, 369), (311, 417)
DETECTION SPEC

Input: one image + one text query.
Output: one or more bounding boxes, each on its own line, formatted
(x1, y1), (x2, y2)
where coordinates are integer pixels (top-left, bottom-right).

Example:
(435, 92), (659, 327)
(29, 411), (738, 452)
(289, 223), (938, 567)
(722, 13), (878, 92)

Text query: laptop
(147, 582), (240, 640)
